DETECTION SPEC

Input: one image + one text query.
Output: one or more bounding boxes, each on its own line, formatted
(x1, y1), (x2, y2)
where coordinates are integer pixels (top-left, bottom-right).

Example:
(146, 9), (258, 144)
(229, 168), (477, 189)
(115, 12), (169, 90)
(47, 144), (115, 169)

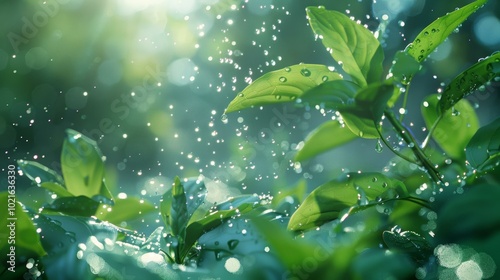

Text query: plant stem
(384, 109), (442, 183)
(376, 125), (418, 164)
(398, 83), (411, 122)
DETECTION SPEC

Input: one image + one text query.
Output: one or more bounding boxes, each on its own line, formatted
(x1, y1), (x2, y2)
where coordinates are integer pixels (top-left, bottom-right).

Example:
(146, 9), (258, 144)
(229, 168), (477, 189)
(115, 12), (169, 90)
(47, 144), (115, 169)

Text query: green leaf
(170, 177), (189, 243)
(306, 6), (384, 86)
(439, 51), (500, 112)
(0, 192), (46, 256)
(41, 182), (74, 197)
(181, 202), (256, 260)
(17, 159), (64, 185)
(390, 50), (422, 86)
(288, 172), (408, 231)
(44, 195), (101, 216)
(225, 64), (341, 113)
(95, 197), (156, 225)
(466, 117), (500, 171)
(338, 81), (395, 138)
(382, 227), (432, 264)
(61, 129), (106, 198)
(300, 79), (360, 108)
(406, 0), (488, 63)
(421, 94), (479, 159)
(295, 120), (357, 161)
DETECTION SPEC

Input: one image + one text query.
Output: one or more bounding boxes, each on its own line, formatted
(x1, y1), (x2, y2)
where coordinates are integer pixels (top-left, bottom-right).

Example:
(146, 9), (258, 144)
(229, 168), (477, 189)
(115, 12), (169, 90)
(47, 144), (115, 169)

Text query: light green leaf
(95, 197), (156, 225)
(0, 192), (46, 256)
(61, 129), (106, 198)
(421, 94), (479, 159)
(306, 6), (384, 86)
(439, 51), (500, 112)
(225, 64), (341, 113)
(466, 117), (500, 172)
(17, 160), (64, 185)
(338, 81), (395, 139)
(295, 120), (357, 161)
(406, 0), (488, 63)
(40, 182), (74, 198)
(390, 50), (422, 86)
(288, 172), (408, 231)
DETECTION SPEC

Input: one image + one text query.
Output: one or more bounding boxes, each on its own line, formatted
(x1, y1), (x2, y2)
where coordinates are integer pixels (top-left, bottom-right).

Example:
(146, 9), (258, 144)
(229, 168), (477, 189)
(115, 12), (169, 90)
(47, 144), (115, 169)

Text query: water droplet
(375, 139), (383, 153)
(221, 114), (228, 124)
(415, 39), (421, 44)
(300, 68), (311, 77)
(452, 108), (460, 116)
(284, 67), (291, 72)
(238, 93), (244, 97)
(418, 55), (424, 61)
(228, 239), (239, 250)
(279, 76), (287, 82)
(431, 28), (437, 33)
(358, 131), (364, 137)
(275, 95), (282, 100)
(322, 76), (329, 82)
(424, 31), (429, 36)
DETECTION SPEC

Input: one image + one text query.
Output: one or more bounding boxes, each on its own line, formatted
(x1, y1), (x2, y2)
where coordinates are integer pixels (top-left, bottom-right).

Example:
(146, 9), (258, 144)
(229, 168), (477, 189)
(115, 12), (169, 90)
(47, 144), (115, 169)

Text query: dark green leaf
(225, 64), (342, 113)
(18, 159), (64, 185)
(170, 177), (189, 243)
(0, 192), (46, 256)
(300, 79), (359, 108)
(338, 81), (395, 138)
(41, 182), (74, 197)
(439, 51), (500, 112)
(466, 117), (500, 172)
(295, 120), (357, 161)
(421, 94), (479, 159)
(383, 227), (432, 264)
(288, 172), (408, 231)
(44, 195), (101, 216)
(96, 197), (156, 224)
(213, 194), (261, 210)
(406, 0), (488, 63)
(306, 6), (384, 86)
(61, 129), (106, 198)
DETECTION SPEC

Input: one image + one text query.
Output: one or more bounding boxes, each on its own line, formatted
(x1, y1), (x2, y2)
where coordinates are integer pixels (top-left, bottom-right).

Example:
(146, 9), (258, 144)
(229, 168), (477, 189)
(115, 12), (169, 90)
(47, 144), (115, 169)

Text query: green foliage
(421, 94), (479, 159)
(406, 0), (487, 63)
(465, 117), (500, 172)
(306, 7), (384, 86)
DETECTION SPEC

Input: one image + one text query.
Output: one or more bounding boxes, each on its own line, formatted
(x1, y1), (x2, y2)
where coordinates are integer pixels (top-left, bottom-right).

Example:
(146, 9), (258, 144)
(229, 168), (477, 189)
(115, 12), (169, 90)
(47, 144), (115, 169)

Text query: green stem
(398, 83), (411, 122)
(422, 115), (443, 149)
(384, 109), (442, 184)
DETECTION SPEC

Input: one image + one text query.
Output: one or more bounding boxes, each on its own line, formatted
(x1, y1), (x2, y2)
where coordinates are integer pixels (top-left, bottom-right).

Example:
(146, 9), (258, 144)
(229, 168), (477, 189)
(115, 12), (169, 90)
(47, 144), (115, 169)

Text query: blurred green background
(1, 0), (499, 202)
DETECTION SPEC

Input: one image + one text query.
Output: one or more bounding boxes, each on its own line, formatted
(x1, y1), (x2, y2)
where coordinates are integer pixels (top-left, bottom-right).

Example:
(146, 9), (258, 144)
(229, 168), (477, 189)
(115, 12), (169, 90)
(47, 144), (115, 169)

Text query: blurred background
(1, 0), (499, 204)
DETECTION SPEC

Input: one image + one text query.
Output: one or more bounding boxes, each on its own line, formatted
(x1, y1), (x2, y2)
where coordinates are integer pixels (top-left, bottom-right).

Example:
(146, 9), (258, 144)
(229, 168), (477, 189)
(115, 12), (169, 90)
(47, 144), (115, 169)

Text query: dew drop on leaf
(221, 114), (228, 124)
(375, 139), (384, 153)
(300, 68), (311, 77)
(279, 76), (287, 82)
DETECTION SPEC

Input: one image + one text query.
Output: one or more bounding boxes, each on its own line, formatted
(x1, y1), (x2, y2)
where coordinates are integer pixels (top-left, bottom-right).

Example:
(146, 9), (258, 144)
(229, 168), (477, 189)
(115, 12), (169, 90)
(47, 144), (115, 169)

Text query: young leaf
(295, 120), (357, 162)
(439, 51), (500, 112)
(306, 6), (384, 86)
(169, 177), (189, 243)
(40, 182), (74, 197)
(17, 160), (64, 185)
(161, 177), (207, 227)
(465, 117), (500, 172)
(0, 192), (46, 256)
(288, 172), (408, 231)
(225, 64), (342, 113)
(421, 94), (479, 159)
(337, 81), (395, 138)
(95, 197), (156, 225)
(406, 0), (488, 63)
(61, 129), (106, 198)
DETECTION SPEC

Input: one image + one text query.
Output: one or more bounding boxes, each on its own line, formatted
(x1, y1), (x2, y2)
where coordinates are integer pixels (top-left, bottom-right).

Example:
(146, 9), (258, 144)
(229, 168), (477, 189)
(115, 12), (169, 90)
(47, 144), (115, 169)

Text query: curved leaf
(288, 172), (408, 231)
(439, 51), (500, 112)
(44, 195), (100, 216)
(306, 6), (384, 86)
(406, 0), (488, 63)
(61, 129), (106, 198)
(41, 182), (74, 198)
(96, 197), (156, 224)
(295, 120), (357, 162)
(466, 117), (500, 171)
(17, 160), (64, 185)
(382, 227), (432, 264)
(225, 64), (341, 113)
(300, 79), (359, 108)
(170, 177), (189, 243)
(338, 81), (395, 138)
(0, 193), (46, 256)
(421, 94), (479, 159)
